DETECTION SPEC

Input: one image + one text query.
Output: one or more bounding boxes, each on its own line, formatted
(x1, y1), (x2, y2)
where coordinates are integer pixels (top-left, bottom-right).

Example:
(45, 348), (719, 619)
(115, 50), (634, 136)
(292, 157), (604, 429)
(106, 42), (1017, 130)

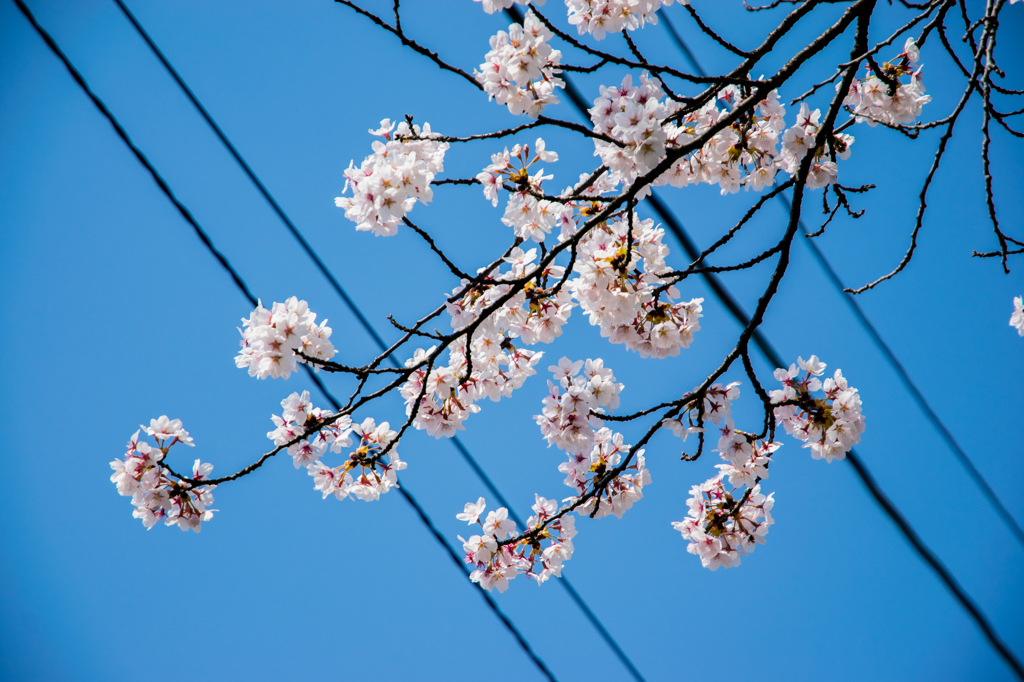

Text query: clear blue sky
(1, 1), (1022, 680)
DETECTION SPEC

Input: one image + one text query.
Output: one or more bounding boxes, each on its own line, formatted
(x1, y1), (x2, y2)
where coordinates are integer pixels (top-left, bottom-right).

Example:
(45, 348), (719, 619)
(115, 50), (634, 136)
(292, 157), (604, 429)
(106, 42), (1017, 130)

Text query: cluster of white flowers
(474, 0), (543, 16)
(447, 247), (575, 345)
(666, 381), (778, 570)
(457, 495), (577, 592)
(661, 381), (741, 449)
(570, 215), (704, 358)
(536, 358), (651, 519)
(771, 355), (866, 463)
(590, 73), (857, 195)
(478, 138), (573, 243)
(475, 11), (564, 118)
(335, 118), (448, 236)
(1011, 296), (1024, 336)
(566, 0), (686, 40)
(844, 39), (932, 128)
(779, 102), (854, 190)
(235, 297), (335, 380)
(266, 390), (354, 469)
(673, 474), (775, 571)
(307, 418), (406, 502)
(590, 72), (678, 192)
(537, 357), (622, 453)
(564, 427), (650, 518)
(400, 337), (544, 439)
(110, 417), (216, 533)
(714, 424), (781, 490)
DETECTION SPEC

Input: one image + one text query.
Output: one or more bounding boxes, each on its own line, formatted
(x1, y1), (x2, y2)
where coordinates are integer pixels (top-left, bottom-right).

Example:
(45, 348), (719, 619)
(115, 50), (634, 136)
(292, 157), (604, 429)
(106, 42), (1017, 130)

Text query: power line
(501, 5), (1023, 678)
(109, 2), (646, 680)
(11, 3), (557, 679)
(661, 8), (1024, 549)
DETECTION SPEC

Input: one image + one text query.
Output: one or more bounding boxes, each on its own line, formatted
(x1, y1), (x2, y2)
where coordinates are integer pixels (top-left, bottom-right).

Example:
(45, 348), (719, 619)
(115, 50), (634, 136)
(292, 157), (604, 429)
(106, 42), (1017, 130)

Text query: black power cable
(11, 2), (558, 679)
(108, 1), (646, 680)
(503, 4), (1024, 679)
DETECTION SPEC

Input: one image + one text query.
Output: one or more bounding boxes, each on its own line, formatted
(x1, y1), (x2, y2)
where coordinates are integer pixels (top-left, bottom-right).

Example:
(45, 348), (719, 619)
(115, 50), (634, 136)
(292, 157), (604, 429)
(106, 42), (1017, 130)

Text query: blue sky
(1, 1), (1022, 680)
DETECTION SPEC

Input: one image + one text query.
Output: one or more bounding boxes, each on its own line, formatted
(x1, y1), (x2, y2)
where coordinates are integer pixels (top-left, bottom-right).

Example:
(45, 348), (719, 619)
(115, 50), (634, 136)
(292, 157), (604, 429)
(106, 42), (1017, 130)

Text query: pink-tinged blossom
(267, 390), (353, 468)
(303, 417), (405, 503)
(536, 356), (622, 456)
(478, 140), (563, 244)
(844, 39), (932, 127)
(1011, 296), (1024, 336)
(458, 497), (488, 525)
(483, 507), (516, 540)
(566, 0), (687, 40)
(475, 12), (563, 118)
(142, 415), (194, 447)
(110, 422), (216, 533)
(335, 118), (448, 236)
(474, 0), (544, 15)
(568, 215), (703, 358)
(673, 471), (775, 571)
(771, 357), (866, 462)
(235, 297), (336, 380)
(457, 496), (577, 590)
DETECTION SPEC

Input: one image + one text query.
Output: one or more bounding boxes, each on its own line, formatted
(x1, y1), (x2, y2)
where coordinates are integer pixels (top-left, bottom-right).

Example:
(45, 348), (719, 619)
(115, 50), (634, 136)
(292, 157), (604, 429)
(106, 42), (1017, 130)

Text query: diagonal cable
(501, 4), (1022, 678)
(109, 1), (646, 679)
(660, 7), (1024, 549)
(12, 3), (558, 679)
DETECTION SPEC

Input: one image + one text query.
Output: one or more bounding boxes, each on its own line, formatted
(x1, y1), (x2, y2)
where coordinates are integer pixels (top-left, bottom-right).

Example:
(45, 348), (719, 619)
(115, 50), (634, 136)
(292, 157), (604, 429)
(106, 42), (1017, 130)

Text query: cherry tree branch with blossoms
(111, 0), (1021, 595)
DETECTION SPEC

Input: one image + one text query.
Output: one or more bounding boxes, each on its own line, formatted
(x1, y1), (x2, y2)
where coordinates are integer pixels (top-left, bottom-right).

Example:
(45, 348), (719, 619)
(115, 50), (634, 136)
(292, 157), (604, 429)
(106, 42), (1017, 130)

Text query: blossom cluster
(457, 496), (577, 592)
(771, 355), (866, 463)
(672, 474), (775, 571)
(400, 336), (545, 439)
(266, 390), (353, 469)
(306, 417), (406, 502)
(779, 102), (854, 190)
(844, 39), (932, 128)
(475, 11), (564, 118)
(537, 358), (651, 519)
(335, 118), (448, 236)
(474, 0), (543, 16)
(477, 138), (573, 243)
(570, 215), (704, 358)
(110, 417), (216, 533)
(446, 246), (575, 344)
(661, 380), (741, 450)
(566, 0), (687, 40)
(1011, 296), (1024, 336)
(590, 72), (679, 193)
(235, 297), (335, 380)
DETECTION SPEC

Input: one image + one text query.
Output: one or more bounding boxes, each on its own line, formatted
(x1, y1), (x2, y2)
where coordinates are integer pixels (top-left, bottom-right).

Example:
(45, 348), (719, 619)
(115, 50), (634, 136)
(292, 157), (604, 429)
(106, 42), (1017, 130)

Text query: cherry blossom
(771, 356), (866, 462)
(568, 214), (704, 358)
(566, 0), (688, 40)
(673, 474), (774, 571)
(475, 11), (564, 118)
(267, 390), (353, 469)
(306, 417), (406, 502)
(477, 139), (565, 244)
(1011, 296), (1024, 336)
(110, 420), (216, 533)
(844, 39), (932, 127)
(235, 297), (335, 380)
(335, 118), (448, 236)
(458, 495), (577, 591)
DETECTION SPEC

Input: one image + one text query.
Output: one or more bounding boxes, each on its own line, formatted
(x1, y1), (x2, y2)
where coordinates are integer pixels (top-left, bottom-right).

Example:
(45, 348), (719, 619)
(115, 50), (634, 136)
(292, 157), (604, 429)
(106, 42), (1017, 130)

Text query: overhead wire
(107, 1), (647, 680)
(501, 4), (1024, 678)
(11, 2), (558, 679)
